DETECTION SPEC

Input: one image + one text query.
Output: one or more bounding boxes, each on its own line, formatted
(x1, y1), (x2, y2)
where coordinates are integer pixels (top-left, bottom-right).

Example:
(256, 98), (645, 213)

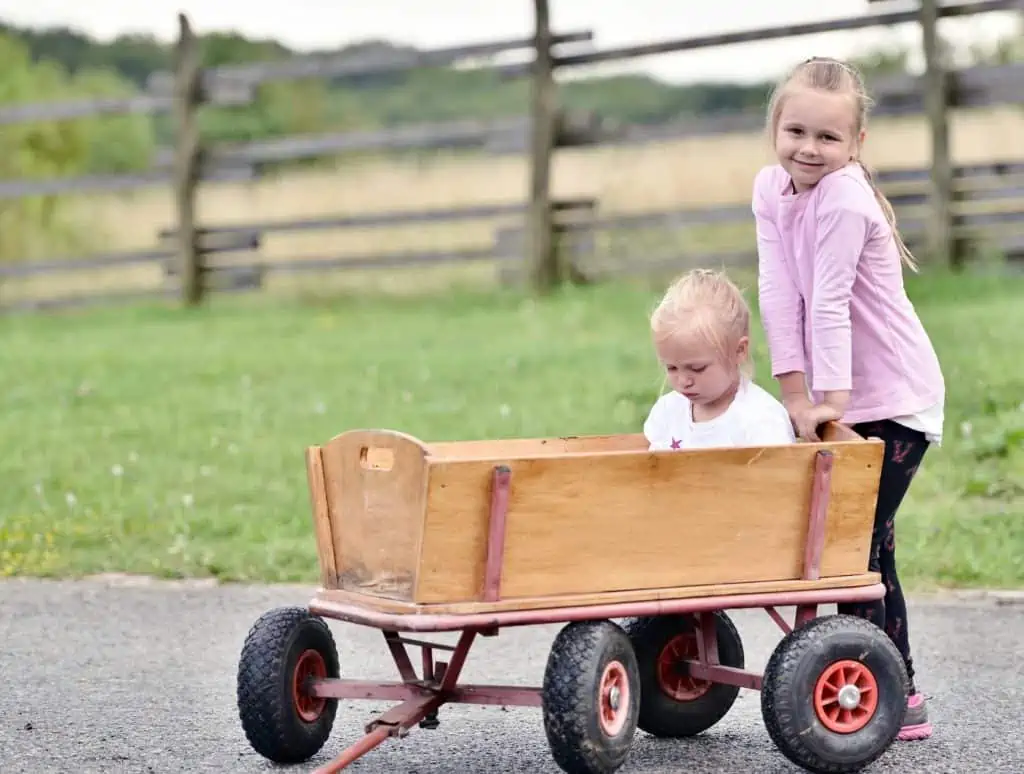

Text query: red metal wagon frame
(298, 449), (883, 773)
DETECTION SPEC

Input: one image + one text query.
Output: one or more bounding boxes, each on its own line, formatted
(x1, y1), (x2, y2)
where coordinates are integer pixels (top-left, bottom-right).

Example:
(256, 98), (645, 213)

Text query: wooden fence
(0, 0), (1022, 312)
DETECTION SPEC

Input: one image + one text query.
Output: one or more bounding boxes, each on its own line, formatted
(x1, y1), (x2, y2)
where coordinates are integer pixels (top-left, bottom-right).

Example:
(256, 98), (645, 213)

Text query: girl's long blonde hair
(766, 56), (919, 272)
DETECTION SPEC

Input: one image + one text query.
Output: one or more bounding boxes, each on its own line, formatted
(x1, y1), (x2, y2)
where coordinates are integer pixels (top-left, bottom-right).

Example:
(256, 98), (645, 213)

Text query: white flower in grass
(111, 464), (124, 477)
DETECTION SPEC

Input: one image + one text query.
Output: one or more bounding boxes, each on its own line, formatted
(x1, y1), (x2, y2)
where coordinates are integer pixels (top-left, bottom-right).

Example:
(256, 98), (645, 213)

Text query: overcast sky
(0, 0), (1016, 84)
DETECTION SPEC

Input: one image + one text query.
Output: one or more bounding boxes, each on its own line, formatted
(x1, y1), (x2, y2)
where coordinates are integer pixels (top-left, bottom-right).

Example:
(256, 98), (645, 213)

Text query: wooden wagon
(236, 422), (909, 774)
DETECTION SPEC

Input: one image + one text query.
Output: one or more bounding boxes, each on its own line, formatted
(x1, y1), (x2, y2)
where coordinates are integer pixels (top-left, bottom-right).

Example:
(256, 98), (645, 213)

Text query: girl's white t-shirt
(643, 381), (797, 451)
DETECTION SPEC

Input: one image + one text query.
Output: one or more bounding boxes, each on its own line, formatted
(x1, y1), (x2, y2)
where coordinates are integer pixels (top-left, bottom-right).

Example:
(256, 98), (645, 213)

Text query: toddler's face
(774, 87), (863, 192)
(655, 332), (747, 409)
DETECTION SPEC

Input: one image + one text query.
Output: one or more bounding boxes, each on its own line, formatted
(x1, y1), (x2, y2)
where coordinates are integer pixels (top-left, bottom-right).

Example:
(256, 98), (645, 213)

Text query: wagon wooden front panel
(316, 430), (429, 601)
(413, 441), (881, 604)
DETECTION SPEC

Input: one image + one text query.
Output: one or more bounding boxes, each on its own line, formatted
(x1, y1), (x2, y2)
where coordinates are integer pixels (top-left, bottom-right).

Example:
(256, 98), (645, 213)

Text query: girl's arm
(810, 179), (867, 410)
(752, 170), (806, 389)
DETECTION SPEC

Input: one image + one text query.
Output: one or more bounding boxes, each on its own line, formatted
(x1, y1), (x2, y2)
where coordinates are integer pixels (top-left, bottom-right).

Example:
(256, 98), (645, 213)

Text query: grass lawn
(1, 268), (1021, 589)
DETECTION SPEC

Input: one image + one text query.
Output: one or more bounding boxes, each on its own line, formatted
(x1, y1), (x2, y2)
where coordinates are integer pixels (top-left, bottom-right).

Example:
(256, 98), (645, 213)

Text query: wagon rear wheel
(761, 614), (909, 774)
(542, 620), (641, 774)
(622, 612), (744, 737)
(236, 606), (340, 764)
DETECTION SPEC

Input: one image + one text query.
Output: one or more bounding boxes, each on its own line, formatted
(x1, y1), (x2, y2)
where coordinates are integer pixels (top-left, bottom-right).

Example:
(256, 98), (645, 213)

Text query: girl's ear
(736, 335), (750, 363)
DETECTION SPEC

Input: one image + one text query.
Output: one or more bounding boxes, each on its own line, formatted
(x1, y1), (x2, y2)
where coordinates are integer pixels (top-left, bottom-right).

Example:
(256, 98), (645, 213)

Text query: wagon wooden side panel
(412, 437), (883, 606)
(308, 429), (430, 600)
(426, 432), (649, 460)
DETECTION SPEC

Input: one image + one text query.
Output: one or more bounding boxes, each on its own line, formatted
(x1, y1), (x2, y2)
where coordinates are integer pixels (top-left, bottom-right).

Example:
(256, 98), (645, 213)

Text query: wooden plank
(888, 182), (1024, 206)
(306, 447), (340, 589)
(527, 0), (559, 293)
(318, 430), (431, 602)
(156, 202), (533, 240)
(0, 278), (263, 314)
(0, 94), (174, 126)
(0, 165), (254, 200)
(584, 250), (761, 279)
(921, 0), (956, 266)
(147, 31), (594, 95)
(0, 74), (256, 128)
(876, 160), (1024, 184)
(0, 248), (173, 278)
(554, 0), (1018, 67)
(205, 117), (527, 166)
(0, 233), (257, 278)
(258, 246), (499, 273)
(314, 572), (881, 616)
(173, 12), (203, 306)
(427, 433), (650, 461)
(413, 438), (883, 604)
(156, 228), (261, 252)
(897, 210), (1024, 232)
(0, 287), (177, 314)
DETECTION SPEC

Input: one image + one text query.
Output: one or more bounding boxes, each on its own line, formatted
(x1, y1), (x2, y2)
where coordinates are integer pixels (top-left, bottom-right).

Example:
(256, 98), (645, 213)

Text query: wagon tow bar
(309, 626), (543, 773)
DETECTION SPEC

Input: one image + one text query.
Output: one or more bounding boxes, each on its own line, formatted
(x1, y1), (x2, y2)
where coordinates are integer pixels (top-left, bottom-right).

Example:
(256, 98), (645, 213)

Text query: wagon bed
(304, 421), (884, 624)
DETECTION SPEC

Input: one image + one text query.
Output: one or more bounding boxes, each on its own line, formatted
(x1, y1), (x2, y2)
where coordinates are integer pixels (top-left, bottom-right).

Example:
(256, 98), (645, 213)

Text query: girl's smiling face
(774, 87), (864, 192)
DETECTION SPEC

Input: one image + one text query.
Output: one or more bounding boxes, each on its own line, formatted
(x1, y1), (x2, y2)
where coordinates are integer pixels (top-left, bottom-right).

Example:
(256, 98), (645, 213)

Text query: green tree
(0, 33), (156, 264)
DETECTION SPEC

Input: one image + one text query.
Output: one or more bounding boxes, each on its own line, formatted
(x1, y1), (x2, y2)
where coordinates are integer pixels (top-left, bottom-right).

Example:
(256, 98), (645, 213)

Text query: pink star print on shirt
(670, 438), (681, 449)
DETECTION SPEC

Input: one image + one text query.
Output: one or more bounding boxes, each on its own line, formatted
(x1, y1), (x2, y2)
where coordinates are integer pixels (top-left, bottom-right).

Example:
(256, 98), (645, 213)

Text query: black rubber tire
(761, 614), (909, 774)
(622, 612), (745, 737)
(542, 620), (641, 774)
(236, 606), (340, 764)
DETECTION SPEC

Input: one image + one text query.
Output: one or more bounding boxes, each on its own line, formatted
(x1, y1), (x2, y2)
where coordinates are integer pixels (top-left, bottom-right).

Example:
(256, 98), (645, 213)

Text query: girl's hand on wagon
(788, 402), (843, 442)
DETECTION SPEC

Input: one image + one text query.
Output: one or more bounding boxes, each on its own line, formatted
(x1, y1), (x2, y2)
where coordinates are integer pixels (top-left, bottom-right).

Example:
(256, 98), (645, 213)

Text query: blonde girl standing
(752, 56), (944, 742)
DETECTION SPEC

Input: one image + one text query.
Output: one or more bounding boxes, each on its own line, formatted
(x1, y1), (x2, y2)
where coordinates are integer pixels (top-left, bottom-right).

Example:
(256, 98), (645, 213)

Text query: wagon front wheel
(542, 620), (641, 774)
(236, 605), (340, 764)
(761, 614), (909, 774)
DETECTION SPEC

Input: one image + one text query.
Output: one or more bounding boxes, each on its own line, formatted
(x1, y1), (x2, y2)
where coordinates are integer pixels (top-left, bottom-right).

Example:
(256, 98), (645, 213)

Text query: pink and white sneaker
(898, 692), (933, 741)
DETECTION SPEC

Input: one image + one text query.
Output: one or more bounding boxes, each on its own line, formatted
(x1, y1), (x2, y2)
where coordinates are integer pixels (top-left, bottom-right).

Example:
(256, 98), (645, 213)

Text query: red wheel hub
(813, 659), (879, 734)
(598, 660), (631, 736)
(656, 633), (711, 701)
(292, 648), (328, 722)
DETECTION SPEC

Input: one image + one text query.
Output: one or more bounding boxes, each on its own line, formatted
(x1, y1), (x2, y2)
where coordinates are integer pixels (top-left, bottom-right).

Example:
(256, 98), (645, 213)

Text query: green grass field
(2, 269), (1022, 590)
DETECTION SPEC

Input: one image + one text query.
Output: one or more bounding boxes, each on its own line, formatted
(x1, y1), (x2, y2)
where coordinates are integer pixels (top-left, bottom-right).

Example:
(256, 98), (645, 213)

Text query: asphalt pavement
(1, 577), (1020, 774)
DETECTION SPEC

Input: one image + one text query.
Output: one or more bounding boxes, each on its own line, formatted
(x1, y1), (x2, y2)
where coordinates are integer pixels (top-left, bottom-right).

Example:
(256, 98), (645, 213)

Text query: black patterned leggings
(836, 419), (930, 695)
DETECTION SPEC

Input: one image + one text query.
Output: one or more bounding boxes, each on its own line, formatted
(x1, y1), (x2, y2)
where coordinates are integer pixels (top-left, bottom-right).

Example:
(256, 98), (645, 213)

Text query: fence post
(527, 0), (559, 294)
(919, 0), (955, 268)
(173, 12), (203, 305)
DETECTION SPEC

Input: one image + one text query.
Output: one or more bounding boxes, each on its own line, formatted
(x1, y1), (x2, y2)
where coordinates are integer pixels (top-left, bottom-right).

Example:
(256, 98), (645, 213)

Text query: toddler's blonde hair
(650, 268), (753, 379)
(766, 56), (918, 272)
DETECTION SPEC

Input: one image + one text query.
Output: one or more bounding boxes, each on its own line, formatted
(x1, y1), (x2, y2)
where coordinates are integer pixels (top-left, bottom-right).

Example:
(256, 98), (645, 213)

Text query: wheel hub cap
(812, 659), (880, 734)
(837, 684), (861, 710)
(597, 661), (631, 737)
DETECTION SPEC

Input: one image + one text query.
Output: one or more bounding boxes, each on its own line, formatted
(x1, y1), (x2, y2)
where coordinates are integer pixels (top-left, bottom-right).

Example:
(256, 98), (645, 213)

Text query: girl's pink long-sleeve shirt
(752, 163), (945, 425)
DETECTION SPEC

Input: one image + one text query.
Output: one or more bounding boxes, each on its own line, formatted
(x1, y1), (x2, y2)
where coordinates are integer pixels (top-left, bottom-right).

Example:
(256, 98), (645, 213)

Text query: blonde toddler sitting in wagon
(643, 269), (796, 451)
